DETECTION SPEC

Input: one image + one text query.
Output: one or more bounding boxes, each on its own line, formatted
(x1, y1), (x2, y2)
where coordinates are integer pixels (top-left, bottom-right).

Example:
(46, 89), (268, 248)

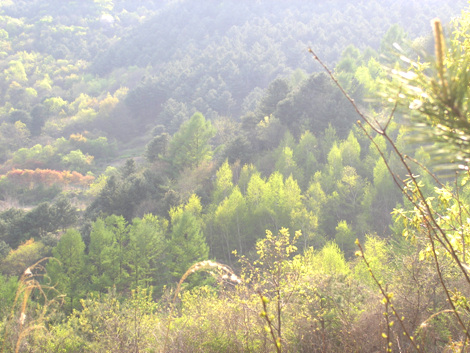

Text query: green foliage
(213, 186), (248, 260)
(0, 2), (469, 351)
(54, 288), (158, 352)
(293, 130), (318, 187)
(212, 159), (233, 204)
(0, 273), (18, 318)
(50, 197), (78, 231)
(380, 24), (408, 56)
(258, 78), (290, 118)
(87, 217), (115, 293)
(47, 229), (86, 312)
(4, 60), (27, 83)
(168, 112), (216, 171)
(238, 228), (302, 352)
(61, 150), (94, 173)
(145, 132), (169, 163)
(43, 97), (68, 114)
(85, 166), (118, 198)
(383, 15), (470, 168)
(85, 213), (168, 294)
(353, 235), (389, 288)
(309, 241), (350, 276)
(167, 195), (209, 281)
(127, 214), (167, 289)
(0, 239), (49, 276)
(84, 167), (159, 222)
(11, 144), (56, 168)
(0, 208), (26, 248)
(34, 323), (86, 353)
(334, 220), (356, 255)
(274, 73), (357, 138)
(170, 286), (251, 352)
(327, 142), (343, 181)
(249, 228), (301, 287)
(0, 199), (78, 248)
(340, 131), (361, 170)
(274, 146), (302, 182)
(100, 215), (129, 290)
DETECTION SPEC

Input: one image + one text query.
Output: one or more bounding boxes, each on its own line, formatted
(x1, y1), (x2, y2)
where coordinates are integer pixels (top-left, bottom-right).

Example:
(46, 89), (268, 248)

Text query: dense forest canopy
(1, 0), (470, 352)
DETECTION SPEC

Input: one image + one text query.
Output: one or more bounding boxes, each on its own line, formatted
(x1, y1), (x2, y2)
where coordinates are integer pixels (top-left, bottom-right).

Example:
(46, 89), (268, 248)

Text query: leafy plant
(310, 14), (470, 352)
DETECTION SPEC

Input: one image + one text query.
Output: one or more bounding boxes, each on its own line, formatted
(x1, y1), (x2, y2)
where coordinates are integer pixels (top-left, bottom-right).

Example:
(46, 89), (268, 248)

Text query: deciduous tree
(168, 112), (216, 171)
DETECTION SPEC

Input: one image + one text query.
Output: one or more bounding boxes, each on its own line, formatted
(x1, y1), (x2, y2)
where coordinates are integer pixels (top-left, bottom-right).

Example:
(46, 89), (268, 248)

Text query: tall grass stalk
(1, 258), (62, 353)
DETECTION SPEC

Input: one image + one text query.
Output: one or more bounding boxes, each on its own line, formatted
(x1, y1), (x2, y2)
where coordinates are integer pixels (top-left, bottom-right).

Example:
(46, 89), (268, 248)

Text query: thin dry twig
(309, 46), (470, 344)
(1, 258), (62, 353)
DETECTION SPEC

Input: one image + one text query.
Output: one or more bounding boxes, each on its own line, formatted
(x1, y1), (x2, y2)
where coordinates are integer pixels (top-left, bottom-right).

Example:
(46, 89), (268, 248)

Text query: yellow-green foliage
(307, 241), (350, 276)
(59, 288), (158, 353)
(0, 239), (48, 276)
(85, 166), (118, 197)
(353, 235), (389, 288)
(33, 324), (85, 353)
(172, 286), (264, 353)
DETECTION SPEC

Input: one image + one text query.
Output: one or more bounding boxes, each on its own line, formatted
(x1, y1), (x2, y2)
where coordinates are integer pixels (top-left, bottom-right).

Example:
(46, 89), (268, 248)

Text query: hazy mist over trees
(1, 0), (470, 351)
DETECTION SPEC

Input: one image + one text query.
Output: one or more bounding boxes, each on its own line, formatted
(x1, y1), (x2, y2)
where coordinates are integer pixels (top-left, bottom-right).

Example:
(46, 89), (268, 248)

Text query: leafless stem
(258, 292), (282, 353)
(309, 47), (470, 343)
(356, 241), (422, 352)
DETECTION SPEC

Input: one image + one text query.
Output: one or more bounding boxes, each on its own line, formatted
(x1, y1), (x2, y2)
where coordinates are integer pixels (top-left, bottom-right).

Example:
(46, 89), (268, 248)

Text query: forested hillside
(1, 1), (470, 352)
